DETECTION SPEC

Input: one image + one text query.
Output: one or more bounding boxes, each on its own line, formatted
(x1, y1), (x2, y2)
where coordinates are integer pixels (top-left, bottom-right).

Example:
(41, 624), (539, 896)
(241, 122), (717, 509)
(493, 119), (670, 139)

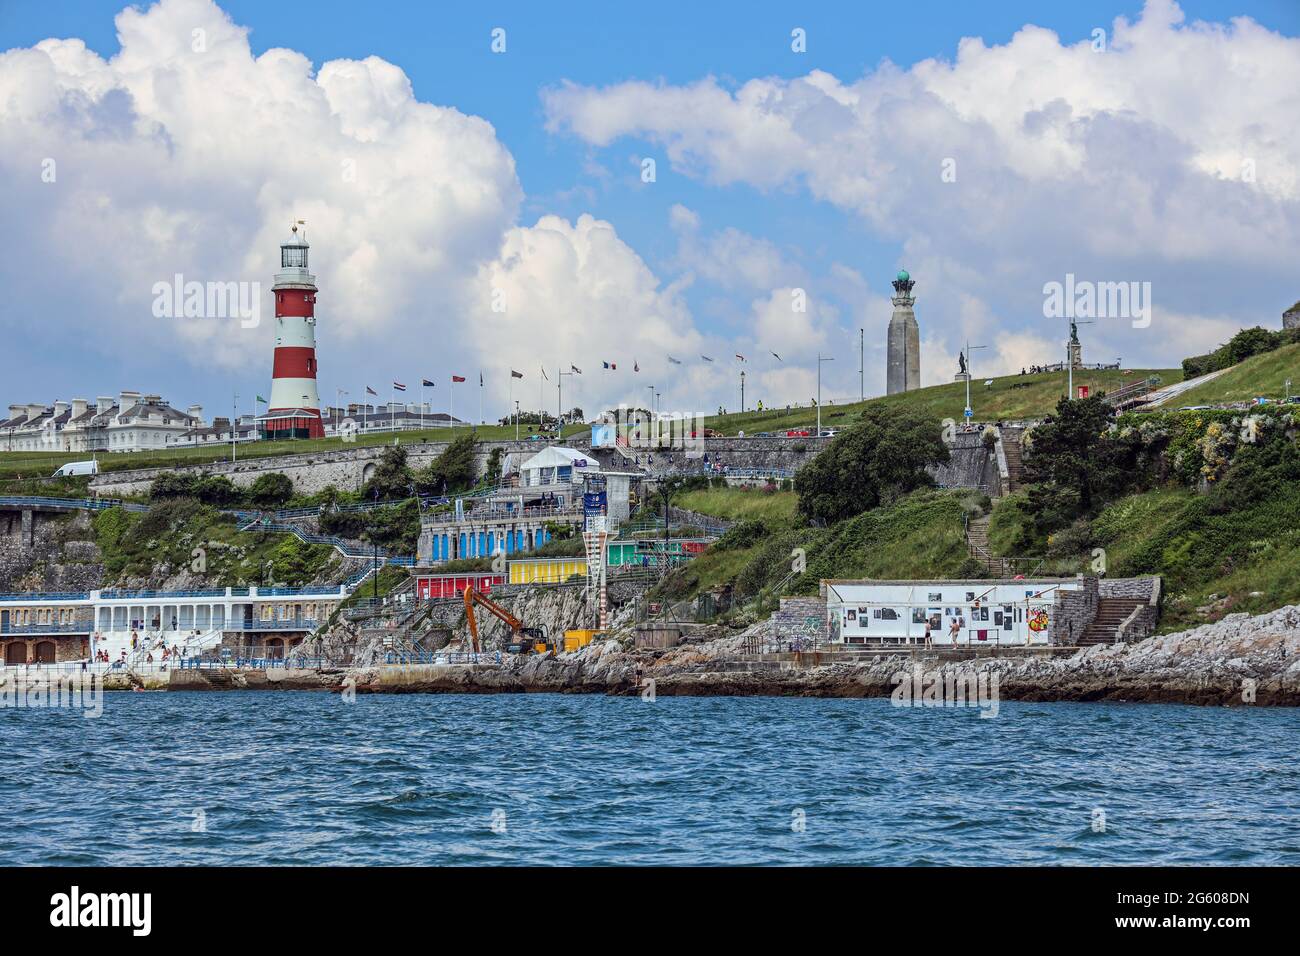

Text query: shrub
(248, 472), (294, 508)
(794, 406), (948, 524)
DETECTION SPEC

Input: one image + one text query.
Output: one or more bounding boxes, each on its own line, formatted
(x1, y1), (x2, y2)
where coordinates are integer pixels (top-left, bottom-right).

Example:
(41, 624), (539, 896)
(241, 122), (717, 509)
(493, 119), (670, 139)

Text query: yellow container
(510, 558), (586, 585)
(563, 629), (602, 652)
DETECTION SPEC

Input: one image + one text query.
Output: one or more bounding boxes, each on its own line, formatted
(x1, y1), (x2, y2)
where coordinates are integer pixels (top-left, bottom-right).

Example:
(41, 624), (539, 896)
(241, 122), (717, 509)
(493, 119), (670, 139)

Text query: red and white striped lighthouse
(264, 224), (323, 439)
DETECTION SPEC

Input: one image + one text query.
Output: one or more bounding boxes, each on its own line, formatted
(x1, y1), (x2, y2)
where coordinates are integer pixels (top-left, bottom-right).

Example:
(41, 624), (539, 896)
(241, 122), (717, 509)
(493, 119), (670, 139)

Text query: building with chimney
(0, 392), (204, 453)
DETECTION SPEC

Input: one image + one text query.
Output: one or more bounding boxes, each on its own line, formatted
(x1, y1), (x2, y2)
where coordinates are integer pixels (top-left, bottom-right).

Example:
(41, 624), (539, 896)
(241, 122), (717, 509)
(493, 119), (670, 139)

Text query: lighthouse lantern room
(261, 223), (324, 440)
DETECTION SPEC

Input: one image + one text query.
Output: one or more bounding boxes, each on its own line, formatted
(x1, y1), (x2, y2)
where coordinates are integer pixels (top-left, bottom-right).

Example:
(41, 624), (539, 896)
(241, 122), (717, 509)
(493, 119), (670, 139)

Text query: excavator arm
(463, 585), (524, 654)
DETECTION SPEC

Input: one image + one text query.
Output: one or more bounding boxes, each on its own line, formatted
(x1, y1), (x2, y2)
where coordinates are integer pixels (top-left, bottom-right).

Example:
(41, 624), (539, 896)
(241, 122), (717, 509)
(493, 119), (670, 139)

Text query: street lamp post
(817, 354), (834, 436)
(963, 341), (988, 422)
(558, 368), (574, 439)
(515, 400), (521, 442)
(859, 328), (864, 403)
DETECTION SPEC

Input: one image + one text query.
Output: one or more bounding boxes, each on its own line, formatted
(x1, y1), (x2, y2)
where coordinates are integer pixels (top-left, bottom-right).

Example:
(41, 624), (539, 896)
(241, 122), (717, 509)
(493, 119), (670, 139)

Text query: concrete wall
(89, 439), (557, 498)
(88, 436), (836, 497)
(1099, 576), (1161, 601)
(1051, 575), (1099, 646)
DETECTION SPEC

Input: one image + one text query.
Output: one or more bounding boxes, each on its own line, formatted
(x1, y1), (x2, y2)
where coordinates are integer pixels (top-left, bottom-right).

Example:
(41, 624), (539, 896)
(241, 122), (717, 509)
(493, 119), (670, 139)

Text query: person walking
(923, 619), (933, 649)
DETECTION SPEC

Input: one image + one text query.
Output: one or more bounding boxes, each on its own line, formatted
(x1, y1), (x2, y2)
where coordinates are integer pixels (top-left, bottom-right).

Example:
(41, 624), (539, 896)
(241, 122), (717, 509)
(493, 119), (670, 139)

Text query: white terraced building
(0, 585), (353, 666)
(1, 391), (206, 453)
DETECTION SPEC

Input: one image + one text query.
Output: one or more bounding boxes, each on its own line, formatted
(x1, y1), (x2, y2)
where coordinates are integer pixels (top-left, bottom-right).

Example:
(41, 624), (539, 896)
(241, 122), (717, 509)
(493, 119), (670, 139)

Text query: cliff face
(0, 511), (104, 593)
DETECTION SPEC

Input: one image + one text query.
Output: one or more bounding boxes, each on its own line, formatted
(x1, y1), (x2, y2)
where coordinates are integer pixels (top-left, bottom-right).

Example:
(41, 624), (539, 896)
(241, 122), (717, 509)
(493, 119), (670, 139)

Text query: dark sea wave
(1, 693), (1297, 865)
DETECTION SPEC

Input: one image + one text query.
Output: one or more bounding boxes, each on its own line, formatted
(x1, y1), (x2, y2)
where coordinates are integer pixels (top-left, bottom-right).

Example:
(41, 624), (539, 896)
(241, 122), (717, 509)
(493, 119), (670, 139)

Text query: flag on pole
(452, 374), (466, 383)
(571, 365), (582, 374)
(667, 356), (682, 365)
(633, 359), (639, 372)
(422, 379), (435, 387)
(393, 381), (406, 391)
(540, 365), (548, 381)
(602, 361), (617, 370)
(366, 386), (377, 396)
(735, 354), (746, 362)
(770, 351), (782, 361)
(701, 355), (714, 363)
(479, 372), (483, 386)
(255, 395), (267, 404)
(511, 369), (523, 379)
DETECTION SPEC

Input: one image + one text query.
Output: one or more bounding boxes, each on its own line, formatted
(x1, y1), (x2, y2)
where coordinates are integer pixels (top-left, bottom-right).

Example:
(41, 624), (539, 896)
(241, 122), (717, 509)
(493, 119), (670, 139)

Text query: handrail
(0, 591), (90, 602)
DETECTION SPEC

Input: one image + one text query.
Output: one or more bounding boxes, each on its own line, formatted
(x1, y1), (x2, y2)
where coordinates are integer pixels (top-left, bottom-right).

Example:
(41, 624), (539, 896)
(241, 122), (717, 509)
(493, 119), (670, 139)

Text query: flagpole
(449, 376), (454, 439)
(420, 381), (424, 433)
(478, 372), (483, 430)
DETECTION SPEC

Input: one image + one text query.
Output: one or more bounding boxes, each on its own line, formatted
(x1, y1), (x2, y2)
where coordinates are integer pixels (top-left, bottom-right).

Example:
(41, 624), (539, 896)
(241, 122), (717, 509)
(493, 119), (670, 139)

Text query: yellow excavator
(463, 585), (554, 655)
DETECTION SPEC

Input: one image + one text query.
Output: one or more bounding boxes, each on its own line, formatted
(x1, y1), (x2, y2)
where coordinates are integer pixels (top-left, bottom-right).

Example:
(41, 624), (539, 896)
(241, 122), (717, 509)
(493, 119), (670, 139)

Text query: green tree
(362, 445), (412, 501)
(248, 472), (294, 508)
(794, 406), (949, 524)
(416, 433), (479, 495)
(483, 446), (504, 485)
(1021, 395), (1123, 514)
(149, 471), (198, 501)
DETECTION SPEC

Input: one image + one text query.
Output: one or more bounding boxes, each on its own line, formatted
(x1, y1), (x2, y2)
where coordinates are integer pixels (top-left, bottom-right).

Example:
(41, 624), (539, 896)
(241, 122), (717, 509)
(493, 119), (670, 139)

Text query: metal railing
(0, 591), (90, 603)
(380, 650), (501, 666)
(223, 618), (319, 631)
(178, 655), (329, 670)
(0, 495), (149, 513)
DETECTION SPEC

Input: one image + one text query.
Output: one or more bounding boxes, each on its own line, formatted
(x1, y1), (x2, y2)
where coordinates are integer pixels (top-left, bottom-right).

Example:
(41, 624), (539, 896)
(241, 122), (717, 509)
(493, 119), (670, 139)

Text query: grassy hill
(700, 366), (1177, 436)
(1168, 343), (1300, 407)
(653, 485), (981, 612)
(91, 500), (342, 586)
(985, 481), (1300, 634)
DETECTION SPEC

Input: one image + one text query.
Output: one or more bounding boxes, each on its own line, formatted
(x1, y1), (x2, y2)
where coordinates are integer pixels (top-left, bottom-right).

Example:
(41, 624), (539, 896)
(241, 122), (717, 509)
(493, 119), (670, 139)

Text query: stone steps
(1077, 597), (1147, 646)
(965, 515), (1012, 576)
(1000, 428), (1025, 493)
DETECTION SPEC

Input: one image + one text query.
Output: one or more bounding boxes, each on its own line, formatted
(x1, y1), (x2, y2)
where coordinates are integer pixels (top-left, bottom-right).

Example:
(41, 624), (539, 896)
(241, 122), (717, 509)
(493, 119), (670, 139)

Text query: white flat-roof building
(824, 578), (1083, 647)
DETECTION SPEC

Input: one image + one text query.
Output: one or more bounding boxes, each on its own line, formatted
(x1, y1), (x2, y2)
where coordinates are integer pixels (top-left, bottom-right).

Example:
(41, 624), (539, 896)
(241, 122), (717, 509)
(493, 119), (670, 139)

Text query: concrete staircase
(1077, 597), (1147, 646)
(965, 515), (1012, 576)
(1000, 428), (1025, 493)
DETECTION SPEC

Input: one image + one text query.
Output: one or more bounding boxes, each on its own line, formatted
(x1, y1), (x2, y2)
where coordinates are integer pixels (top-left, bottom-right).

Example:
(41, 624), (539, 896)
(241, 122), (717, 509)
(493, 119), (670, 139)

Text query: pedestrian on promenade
(924, 620), (933, 648)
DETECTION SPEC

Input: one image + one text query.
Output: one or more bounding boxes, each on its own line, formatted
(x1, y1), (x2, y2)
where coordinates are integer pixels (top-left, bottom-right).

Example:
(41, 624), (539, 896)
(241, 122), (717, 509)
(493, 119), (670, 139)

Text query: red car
(785, 429), (810, 437)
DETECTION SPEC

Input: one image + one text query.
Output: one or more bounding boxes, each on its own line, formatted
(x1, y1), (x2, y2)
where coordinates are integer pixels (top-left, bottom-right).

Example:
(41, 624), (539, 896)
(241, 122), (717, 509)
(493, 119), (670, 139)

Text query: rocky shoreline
(75, 604), (1300, 707)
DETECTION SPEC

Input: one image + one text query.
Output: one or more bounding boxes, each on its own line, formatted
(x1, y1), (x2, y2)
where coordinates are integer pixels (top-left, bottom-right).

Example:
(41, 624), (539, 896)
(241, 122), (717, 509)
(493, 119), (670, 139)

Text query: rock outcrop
(343, 604), (1300, 706)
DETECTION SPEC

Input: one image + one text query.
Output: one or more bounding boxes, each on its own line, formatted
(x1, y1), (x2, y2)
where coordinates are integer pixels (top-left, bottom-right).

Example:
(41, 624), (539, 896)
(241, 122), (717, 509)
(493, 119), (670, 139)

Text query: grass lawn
(674, 486), (798, 523)
(0, 421), (591, 482)
(1168, 343), (1300, 407)
(704, 366), (1178, 436)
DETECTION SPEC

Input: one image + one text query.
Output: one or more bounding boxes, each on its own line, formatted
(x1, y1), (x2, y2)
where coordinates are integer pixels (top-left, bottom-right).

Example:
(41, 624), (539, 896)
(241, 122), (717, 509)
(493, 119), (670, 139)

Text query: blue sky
(2, 0), (1297, 422)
